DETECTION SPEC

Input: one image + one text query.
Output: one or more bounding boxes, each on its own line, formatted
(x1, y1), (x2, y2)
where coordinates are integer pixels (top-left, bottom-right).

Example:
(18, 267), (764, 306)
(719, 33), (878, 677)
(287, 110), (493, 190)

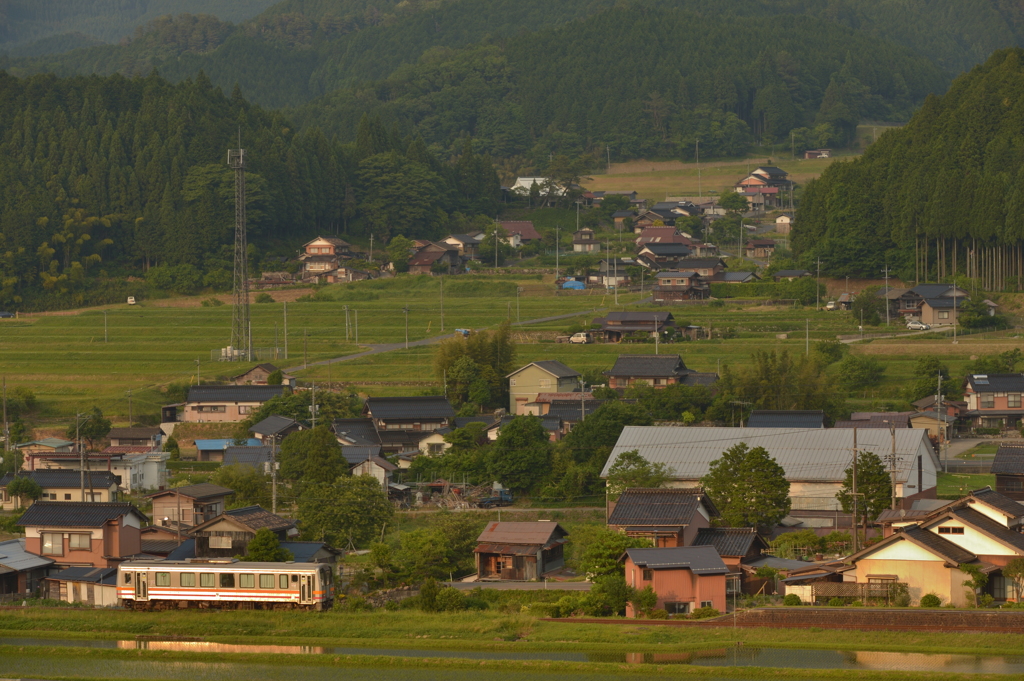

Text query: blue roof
(194, 438), (261, 451)
(165, 539), (195, 560)
(562, 281), (585, 289)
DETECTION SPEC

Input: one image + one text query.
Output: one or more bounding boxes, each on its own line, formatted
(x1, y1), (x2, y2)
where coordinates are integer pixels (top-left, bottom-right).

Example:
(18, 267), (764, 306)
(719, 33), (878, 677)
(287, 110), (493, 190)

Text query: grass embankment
(938, 473), (996, 497)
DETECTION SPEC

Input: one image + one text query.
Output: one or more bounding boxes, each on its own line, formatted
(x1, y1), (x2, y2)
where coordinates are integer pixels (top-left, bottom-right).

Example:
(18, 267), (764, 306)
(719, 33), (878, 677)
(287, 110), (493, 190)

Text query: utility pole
(304, 329), (308, 369)
(2, 378), (9, 470)
(440, 276), (444, 332)
(126, 389), (133, 426)
(103, 310), (108, 343)
(555, 225), (560, 280)
(852, 428), (858, 554)
(228, 145), (250, 361)
(516, 287), (521, 323)
(494, 222), (499, 269)
(882, 264), (891, 326)
(696, 139), (701, 198)
(816, 257), (821, 310)
(805, 319), (809, 355)
(885, 420), (898, 510)
(270, 434), (278, 514)
(654, 314), (659, 355)
(369, 234), (374, 266)
(311, 382), (317, 429)
(195, 359), (200, 385)
(403, 306), (410, 349)
(76, 412), (86, 499)
(355, 309), (359, 343)
(606, 145), (611, 172)
(283, 301), (288, 359)
(343, 305), (350, 341)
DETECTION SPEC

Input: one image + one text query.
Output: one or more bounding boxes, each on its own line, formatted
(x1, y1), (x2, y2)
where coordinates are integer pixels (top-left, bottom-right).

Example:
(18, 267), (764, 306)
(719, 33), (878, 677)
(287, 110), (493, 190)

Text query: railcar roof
(119, 560), (325, 569)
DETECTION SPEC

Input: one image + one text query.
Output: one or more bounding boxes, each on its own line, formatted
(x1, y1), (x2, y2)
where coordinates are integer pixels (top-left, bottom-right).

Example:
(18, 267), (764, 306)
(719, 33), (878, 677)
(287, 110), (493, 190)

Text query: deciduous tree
(701, 442), (791, 533)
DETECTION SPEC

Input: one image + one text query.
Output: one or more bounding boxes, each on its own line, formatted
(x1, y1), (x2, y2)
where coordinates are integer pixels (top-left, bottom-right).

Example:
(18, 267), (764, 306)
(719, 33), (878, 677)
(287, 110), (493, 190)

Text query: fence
(812, 582), (907, 603)
(944, 461), (991, 474)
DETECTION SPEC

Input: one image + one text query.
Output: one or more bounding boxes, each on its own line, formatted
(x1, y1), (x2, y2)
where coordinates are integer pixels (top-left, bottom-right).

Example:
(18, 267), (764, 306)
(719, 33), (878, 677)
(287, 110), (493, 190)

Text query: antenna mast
(228, 145), (250, 361)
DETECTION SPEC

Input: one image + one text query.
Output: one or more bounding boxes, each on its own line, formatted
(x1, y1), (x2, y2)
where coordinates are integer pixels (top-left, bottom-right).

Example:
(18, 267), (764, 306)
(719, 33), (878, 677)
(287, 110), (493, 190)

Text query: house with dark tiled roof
(691, 528), (770, 588)
(17, 501), (148, 568)
(850, 486), (1024, 605)
(187, 505), (298, 558)
(744, 239), (776, 259)
(363, 396), (455, 432)
(507, 361), (581, 414)
(772, 269), (811, 281)
(408, 242), (461, 275)
(249, 415), (306, 445)
(1, 470), (120, 511)
(607, 487), (719, 548)
(231, 363), (295, 387)
(333, 418), (381, 446)
(222, 445), (274, 470)
(992, 445), (1024, 500)
(882, 284), (969, 325)
(592, 311), (676, 344)
(149, 483), (233, 529)
(962, 373), (1024, 431)
(605, 354), (716, 391)
(500, 221), (542, 242)
(0, 537), (53, 596)
(474, 521), (569, 580)
(745, 410), (825, 429)
(443, 234), (483, 258)
(652, 271), (710, 301)
(622, 546), (729, 616)
(107, 427), (162, 447)
(172, 385), (286, 423)
(572, 228), (599, 253)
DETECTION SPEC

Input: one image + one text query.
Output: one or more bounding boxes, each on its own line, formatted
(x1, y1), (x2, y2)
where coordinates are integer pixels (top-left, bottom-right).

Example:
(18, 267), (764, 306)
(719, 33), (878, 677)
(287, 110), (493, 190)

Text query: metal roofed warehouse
(603, 427), (939, 513)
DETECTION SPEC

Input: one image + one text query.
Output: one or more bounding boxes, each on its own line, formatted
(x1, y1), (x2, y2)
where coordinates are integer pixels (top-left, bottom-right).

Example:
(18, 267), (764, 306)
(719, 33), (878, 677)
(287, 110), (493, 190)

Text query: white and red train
(117, 559), (334, 610)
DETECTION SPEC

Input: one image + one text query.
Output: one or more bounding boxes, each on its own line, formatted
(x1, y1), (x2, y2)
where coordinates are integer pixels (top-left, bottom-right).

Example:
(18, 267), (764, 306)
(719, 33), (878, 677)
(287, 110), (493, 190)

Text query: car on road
(906, 320), (931, 331)
(0, 311), (14, 318)
(569, 332), (593, 344)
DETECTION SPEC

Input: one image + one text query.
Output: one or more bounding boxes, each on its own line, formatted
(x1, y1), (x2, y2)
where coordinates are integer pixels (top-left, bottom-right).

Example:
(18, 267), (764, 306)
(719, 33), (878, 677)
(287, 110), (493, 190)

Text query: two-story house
(962, 373), (1024, 431)
(734, 166), (792, 210)
(107, 427), (161, 447)
(572, 228), (599, 253)
(652, 271), (709, 301)
(171, 385), (286, 423)
(745, 239), (776, 259)
(230, 363), (295, 388)
(881, 284), (969, 325)
(363, 396), (456, 433)
(149, 483), (233, 529)
(1, 470), (119, 511)
(507, 361), (582, 414)
(18, 501), (148, 568)
(500, 221), (542, 244)
(408, 242), (461, 274)
(604, 354), (714, 390)
(592, 311), (676, 343)
(587, 258), (636, 288)
(636, 243), (692, 265)
(298, 236), (351, 282)
(442, 234), (483, 259)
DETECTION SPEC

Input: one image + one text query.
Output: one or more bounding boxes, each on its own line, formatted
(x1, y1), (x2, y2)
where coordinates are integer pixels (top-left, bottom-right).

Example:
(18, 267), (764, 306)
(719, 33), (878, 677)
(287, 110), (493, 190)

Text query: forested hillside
(0, 0), (278, 51)
(0, 71), (498, 310)
(794, 48), (1024, 288)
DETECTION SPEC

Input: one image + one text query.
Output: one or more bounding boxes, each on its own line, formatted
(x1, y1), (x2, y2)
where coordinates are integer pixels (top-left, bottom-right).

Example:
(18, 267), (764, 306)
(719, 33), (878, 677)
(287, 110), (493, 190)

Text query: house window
(48, 493), (57, 500)
(238, 406), (252, 415)
(664, 602), (689, 614)
(428, 443), (444, 455)
(220, 573), (235, 588)
(41, 533), (63, 555)
(239, 574), (255, 589)
(938, 527), (965, 534)
(642, 569), (653, 581)
(981, 394), (995, 409)
(200, 573), (215, 588)
(68, 534), (90, 550)
(64, 494), (71, 500)
(280, 574), (289, 589)
(194, 405), (226, 413)
(1010, 394), (1021, 409)
(209, 536), (233, 549)
(938, 311), (949, 319)
(700, 601), (713, 609)
(260, 574), (275, 589)
(155, 572), (171, 587)
(180, 573), (196, 587)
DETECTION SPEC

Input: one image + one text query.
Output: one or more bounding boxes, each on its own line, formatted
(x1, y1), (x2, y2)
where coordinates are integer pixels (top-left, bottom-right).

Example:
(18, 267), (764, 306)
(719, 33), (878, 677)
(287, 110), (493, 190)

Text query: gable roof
(623, 546), (729, 574)
(937, 507), (1024, 554)
(607, 355), (688, 378)
(107, 427), (161, 440)
(16, 438), (75, 450)
(187, 385), (285, 403)
(508, 360), (580, 379)
(608, 487), (718, 527)
(249, 415), (305, 437)
(49, 566), (117, 585)
(746, 410), (825, 429)
(150, 483), (233, 501)
(848, 524), (976, 566)
(1, 470), (118, 489)
(476, 521), (567, 547)
(753, 166), (789, 178)
(224, 505), (295, 532)
(908, 283), (962, 298)
(500, 221), (541, 240)
(546, 399), (606, 421)
(333, 418), (380, 445)
(223, 446), (273, 468)
(722, 272), (760, 282)
(964, 374), (1024, 392)
(17, 501), (148, 528)
(993, 447), (1024, 476)
(604, 427), (936, 483)
(342, 445), (383, 465)
(640, 243), (691, 256)
(692, 528), (768, 558)
(363, 396), (455, 420)
(603, 311), (674, 323)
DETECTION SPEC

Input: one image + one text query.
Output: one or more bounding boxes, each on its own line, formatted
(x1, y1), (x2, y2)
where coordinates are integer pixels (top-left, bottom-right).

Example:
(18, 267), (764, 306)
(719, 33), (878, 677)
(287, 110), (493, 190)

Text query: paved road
(946, 438), (986, 458)
(838, 328), (946, 344)
(283, 309), (602, 373)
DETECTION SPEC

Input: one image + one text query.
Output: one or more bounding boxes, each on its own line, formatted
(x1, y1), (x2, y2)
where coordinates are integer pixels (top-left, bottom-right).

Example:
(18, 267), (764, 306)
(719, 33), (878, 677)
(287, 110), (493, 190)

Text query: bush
(894, 592), (912, 607)
(255, 293), (275, 303)
(418, 577), (440, 612)
(920, 593), (942, 608)
(827, 597), (845, 607)
(338, 595), (373, 612)
(975, 427), (1001, 435)
(783, 593), (802, 606)
(201, 297), (224, 307)
(689, 606), (720, 619)
(648, 608), (669, 619)
(296, 289), (333, 302)
(850, 599), (864, 607)
(435, 587), (467, 612)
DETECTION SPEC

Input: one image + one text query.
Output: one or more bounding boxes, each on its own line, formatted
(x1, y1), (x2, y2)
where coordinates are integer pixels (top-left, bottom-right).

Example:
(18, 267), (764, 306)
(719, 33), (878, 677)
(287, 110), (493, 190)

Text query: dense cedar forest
(0, 71), (499, 309)
(794, 48), (1024, 286)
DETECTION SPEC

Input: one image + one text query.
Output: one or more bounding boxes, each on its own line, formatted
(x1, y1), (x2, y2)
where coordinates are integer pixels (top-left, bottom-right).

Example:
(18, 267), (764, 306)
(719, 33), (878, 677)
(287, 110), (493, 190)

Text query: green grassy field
(937, 473), (996, 497)
(2, 272), (1021, 426)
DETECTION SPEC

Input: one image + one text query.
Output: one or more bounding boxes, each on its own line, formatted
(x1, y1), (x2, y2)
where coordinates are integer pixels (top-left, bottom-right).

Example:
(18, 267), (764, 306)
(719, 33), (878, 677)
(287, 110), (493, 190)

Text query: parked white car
(907, 320), (931, 331)
(569, 332), (593, 344)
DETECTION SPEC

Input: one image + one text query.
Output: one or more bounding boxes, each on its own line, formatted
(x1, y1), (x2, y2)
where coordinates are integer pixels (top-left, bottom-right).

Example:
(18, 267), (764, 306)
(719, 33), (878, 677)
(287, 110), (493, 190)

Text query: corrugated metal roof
(624, 546), (728, 574)
(48, 566), (117, 584)
(476, 521), (567, 546)
(474, 543), (539, 556)
(0, 538), (54, 572)
(17, 502), (148, 528)
(187, 385), (285, 403)
(222, 505), (295, 532)
(603, 426), (937, 483)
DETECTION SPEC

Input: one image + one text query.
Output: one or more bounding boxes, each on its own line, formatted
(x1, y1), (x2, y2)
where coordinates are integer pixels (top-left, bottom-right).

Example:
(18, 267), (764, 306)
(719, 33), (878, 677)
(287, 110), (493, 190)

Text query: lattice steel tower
(228, 147), (250, 360)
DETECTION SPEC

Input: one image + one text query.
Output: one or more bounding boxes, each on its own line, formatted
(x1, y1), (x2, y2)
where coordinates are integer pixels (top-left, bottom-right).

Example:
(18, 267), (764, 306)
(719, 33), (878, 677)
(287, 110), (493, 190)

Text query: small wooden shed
(474, 521), (568, 580)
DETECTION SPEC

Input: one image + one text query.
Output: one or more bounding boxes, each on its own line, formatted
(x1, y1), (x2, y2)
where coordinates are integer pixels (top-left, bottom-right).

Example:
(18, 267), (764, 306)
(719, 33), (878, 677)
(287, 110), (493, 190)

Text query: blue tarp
(562, 281), (585, 289)
(194, 438), (260, 451)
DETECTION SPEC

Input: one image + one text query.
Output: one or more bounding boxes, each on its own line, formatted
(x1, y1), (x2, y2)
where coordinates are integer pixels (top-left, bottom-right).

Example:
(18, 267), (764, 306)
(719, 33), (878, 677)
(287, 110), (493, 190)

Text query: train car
(117, 559), (334, 611)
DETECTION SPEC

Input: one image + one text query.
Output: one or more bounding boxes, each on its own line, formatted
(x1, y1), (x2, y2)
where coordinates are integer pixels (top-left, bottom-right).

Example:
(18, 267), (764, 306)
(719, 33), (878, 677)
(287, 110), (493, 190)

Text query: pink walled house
(622, 546), (729, 616)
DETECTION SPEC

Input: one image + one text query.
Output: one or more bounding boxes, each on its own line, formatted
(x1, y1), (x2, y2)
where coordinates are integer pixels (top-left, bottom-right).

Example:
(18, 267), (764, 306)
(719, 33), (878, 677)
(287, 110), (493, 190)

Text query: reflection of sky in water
(4, 639), (1024, 677)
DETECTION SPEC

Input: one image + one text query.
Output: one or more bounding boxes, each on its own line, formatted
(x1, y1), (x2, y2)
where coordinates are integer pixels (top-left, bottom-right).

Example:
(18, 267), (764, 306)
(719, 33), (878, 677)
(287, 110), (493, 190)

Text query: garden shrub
(201, 298), (224, 307)
(436, 587), (467, 612)
(827, 597), (845, 607)
(647, 608), (669, 619)
(920, 593), (942, 608)
(850, 600), (864, 607)
(783, 594), (802, 606)
(464, 596), (489, 611)
(690, 606), (720, 619)
(255, 293), (275, 303)
(894, 592), (912, 607)
(418, 578), (440, 612)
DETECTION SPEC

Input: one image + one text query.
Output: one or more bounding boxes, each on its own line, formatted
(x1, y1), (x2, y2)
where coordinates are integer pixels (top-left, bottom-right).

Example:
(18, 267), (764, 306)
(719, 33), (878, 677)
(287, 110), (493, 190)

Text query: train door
(135, 572), (149, 601)
(299, 574), (313, 604)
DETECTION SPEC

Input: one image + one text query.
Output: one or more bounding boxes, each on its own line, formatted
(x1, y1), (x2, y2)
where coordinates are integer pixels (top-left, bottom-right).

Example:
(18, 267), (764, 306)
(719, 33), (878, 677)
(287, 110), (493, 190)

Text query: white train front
(117, 559), (334, 610)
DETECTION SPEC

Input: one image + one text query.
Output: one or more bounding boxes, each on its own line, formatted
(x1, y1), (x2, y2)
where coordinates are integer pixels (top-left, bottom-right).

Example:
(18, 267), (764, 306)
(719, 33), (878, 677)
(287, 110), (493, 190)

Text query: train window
(259, 574), (275, 589)
(239, 574), (255, 589)
(123, 573), (132, 584)
(279, 574), (288, 589)
(221, 573), (235, 588)
(155, 572), (170, 587)
(291, 575), (298, 583)
(201, 573), (215, 588)
(180, 573), (196, 587)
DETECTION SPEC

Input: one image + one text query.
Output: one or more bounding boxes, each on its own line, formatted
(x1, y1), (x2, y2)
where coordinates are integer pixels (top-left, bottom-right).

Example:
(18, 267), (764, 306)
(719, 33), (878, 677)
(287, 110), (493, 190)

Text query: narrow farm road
(284, 309), (601, 373)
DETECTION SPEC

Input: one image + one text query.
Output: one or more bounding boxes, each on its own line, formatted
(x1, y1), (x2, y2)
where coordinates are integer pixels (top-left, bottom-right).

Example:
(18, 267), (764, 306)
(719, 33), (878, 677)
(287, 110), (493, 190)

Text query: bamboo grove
(794, 49), (1024, 291)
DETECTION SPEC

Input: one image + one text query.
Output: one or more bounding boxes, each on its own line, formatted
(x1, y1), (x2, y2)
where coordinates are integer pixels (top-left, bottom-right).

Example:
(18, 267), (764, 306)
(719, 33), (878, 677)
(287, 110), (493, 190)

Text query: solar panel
(974, 375), (989, 385)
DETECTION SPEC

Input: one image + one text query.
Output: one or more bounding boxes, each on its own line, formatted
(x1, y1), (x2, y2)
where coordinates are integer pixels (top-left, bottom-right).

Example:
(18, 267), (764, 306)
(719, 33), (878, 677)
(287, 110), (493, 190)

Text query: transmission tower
(228, 147), (250, 361)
